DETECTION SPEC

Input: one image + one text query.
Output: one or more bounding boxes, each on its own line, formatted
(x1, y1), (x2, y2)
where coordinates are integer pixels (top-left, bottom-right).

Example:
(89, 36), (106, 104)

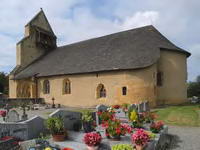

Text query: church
(9, 9), (191, 107)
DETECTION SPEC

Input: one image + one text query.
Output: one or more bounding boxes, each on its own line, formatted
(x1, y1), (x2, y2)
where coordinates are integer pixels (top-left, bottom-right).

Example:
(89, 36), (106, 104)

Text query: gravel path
(168, 125), (200, 150)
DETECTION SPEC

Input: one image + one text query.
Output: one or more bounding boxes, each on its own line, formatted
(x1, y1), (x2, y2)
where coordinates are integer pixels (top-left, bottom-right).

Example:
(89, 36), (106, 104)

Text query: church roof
(13, 25), (190, 79)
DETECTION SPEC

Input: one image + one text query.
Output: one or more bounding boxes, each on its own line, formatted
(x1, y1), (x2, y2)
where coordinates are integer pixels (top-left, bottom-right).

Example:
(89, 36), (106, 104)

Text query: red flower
(112, 105), (120, 109)
(0, 110), (6, 117)
(62, 148), (74, 150)
(115, 128), (121, 135)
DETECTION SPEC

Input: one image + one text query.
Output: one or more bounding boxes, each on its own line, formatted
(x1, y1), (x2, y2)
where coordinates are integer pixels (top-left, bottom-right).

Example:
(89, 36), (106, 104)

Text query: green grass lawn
(154, 104), (200, 127)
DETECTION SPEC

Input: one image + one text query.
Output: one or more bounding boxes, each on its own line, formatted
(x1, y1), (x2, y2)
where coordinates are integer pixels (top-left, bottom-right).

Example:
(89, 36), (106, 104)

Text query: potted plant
(83, 132), (102, 150)
(131, 129), (150, 150)
(142, 112), (157, 123)
(112, 144), (134, 150)
(46, 117), (67, 141)
(82, 111), (95, 133)
(150, 121), (164, 133)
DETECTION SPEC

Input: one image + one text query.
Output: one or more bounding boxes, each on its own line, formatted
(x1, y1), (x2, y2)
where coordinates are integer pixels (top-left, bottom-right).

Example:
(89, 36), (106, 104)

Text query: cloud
(0, 0), (199, 81)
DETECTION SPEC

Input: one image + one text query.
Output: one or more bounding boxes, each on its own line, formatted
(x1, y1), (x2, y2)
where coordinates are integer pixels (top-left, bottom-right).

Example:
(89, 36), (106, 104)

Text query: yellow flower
(45, 147), (52, 150)
(130, 111), (137, 121)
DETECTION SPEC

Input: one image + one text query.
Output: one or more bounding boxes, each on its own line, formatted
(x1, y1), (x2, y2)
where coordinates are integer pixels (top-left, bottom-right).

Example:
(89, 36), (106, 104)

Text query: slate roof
(13, 25), (190, 79)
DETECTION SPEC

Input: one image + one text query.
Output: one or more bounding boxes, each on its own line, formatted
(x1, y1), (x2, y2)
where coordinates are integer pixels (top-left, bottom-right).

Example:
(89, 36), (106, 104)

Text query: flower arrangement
(121, 103), (130, 114)
(82, 111), (96, 133)
(83, 132), (102, 147)
(150, 121), (164, 133)
(102, 118), (123, 138)
(142, 112), (157, 123)
(129, 110), (138, 122)
(0, 110), (6, 117)
(98, 110), (115, 122)
(120, 123), (133, 134)
(112, 144), (134, 150)
(131, 129), (150, 147)
(112, 105), (120, 109)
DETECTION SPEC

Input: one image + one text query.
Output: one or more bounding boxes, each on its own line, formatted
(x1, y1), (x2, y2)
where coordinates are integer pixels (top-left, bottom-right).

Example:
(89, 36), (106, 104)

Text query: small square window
(122, 87), (127, 95)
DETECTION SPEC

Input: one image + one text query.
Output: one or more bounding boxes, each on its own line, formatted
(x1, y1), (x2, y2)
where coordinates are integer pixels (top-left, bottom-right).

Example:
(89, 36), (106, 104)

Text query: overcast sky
(0, 0), (199, 81)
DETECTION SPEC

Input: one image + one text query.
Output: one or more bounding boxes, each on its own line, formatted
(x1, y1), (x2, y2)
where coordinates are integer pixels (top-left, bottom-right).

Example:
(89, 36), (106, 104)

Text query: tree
(187, 75), (200, 98)
(0, 72), (9, 94)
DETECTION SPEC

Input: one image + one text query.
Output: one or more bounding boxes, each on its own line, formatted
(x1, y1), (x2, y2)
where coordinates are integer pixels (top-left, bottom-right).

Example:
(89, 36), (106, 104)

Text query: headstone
(144, 101), (150, 112)
(137, 102), (144, 113)
(95, 105), (108, 127)
(129, 104), (137, 111)
(6, 110), (20, 122)
(50, 110), (82, 131)
(96, 104), (108, 112)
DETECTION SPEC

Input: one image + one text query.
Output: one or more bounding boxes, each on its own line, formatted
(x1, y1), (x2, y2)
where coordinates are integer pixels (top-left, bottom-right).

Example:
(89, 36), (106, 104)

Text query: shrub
(112, 144), (134, 150)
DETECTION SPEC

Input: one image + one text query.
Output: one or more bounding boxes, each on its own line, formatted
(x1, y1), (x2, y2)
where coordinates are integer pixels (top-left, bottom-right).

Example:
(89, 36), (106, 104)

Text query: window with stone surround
(122, 86), (127, 95)
(43, 80), (50, 94)
(96, 84), (106, 98)
(63, 79), (71, 94)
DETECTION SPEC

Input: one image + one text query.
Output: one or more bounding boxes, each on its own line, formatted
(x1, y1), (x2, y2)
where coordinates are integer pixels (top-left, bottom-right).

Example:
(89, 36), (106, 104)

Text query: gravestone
(96, 105), (108, 126)
(144, 101), (150, 112)
(96, 104), (108, 112)
(137, 102), (144, 113)
(129, 104), (137, 111)
(50, 110), (82, 131)
(6, 110), (20, 122)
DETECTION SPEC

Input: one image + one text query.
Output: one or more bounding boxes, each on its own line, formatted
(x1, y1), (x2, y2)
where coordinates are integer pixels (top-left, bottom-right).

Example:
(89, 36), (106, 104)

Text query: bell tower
(16, 9), (57, 68)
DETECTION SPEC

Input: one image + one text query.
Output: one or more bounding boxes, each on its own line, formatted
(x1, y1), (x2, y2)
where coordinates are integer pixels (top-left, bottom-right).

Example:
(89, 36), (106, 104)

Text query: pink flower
(83, 132), (102, 147)
(131, 129), (150, 146)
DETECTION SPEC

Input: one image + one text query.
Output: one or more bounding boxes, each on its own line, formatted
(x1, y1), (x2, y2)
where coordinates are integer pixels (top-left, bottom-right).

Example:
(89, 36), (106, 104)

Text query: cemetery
(0, 101), (171, 150)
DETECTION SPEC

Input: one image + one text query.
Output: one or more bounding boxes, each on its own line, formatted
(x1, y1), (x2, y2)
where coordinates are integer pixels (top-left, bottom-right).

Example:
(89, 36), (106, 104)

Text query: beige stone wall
(157, 50), (187, 105)
(9, 76), (17, 98)
(37, 64), (157, 107)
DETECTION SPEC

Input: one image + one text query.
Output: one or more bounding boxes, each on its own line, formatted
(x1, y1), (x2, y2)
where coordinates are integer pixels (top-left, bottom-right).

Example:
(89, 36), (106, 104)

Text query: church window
(97, 84), (106, 98)
(43, 80), (50, 94)
(63, 79), (71, 94)
(122, 86), (127, 95)
(157, 72), (163, 86)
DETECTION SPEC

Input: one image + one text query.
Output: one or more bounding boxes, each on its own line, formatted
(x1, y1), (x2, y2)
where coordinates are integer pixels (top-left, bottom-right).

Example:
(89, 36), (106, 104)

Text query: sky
(0, 0), (199, 81)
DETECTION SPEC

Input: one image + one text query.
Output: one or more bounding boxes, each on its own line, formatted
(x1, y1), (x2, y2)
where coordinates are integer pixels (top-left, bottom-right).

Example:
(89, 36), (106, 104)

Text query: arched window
(43, 80), (50, 94)
(63, 79), (71, 94)
(97, 84), (106, 98)
(122, 86), (127, 95)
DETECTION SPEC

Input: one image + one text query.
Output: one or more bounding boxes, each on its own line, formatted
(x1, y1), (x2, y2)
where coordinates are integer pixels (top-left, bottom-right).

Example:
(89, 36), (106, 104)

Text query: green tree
(0, 72), (9, 94)
(187, 75), (200, 98)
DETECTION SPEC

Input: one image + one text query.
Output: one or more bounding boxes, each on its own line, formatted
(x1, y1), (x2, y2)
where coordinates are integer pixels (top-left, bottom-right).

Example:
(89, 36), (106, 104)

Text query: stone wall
(0, 98), (44, 108)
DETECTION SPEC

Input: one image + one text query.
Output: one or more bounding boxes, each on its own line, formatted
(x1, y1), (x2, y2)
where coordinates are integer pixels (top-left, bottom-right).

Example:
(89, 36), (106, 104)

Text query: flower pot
(52, 134), (65, 142)
(109, 135), (121, 141)
(86, 145), (99, 150)
(83, 122), (94, 133)
(136, 145), (144, 150)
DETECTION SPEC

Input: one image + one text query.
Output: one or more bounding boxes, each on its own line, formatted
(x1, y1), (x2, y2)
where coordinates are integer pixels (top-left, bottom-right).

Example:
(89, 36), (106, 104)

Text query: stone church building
(9, 10), (190, 107)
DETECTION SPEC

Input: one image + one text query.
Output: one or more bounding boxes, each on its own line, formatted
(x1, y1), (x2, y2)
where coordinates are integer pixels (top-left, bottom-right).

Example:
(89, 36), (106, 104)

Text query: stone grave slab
(144, 101), (150, 112)
(6, 110), (20, 122)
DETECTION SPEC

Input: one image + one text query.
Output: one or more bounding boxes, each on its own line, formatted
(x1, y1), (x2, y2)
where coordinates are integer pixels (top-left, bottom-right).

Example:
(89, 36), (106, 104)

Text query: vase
(86, 145), (99, 150)
(135, 145), (144, 150)
(52, 134), (65, 142)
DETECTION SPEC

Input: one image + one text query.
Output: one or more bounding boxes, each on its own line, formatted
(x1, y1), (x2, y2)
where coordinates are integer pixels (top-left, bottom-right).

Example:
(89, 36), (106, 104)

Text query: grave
(49, 109), (82, 131)
(144, 101), (150, 112)
(6, 110), (20, 122)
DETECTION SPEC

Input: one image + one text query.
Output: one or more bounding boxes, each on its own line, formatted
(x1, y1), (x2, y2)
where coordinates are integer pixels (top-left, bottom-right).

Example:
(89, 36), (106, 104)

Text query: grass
(154, 104), (200, 127)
